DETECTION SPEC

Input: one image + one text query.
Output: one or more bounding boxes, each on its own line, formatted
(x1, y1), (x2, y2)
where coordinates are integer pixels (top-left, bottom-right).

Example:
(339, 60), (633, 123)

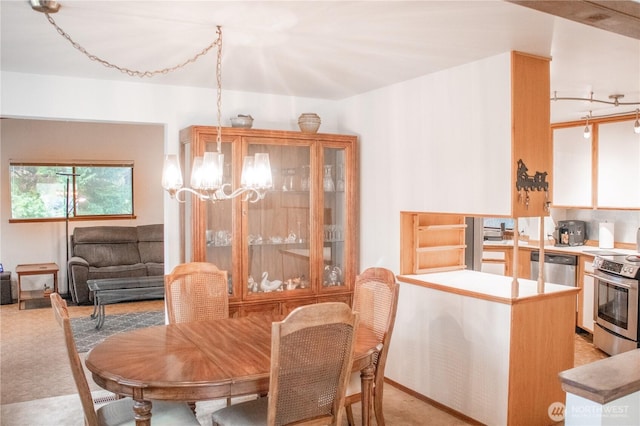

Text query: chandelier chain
(45, 13), (220, 78)
(216, 26), (222, 153)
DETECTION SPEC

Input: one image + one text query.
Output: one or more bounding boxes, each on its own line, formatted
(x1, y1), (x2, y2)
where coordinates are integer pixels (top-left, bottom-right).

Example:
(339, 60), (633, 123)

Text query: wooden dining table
(85, 313), (380, 426)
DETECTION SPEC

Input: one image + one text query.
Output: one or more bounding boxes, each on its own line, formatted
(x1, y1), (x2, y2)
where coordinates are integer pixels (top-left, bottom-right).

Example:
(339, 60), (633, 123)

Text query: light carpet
(70, 311), (165, 353)
(0, 390), (243, 426)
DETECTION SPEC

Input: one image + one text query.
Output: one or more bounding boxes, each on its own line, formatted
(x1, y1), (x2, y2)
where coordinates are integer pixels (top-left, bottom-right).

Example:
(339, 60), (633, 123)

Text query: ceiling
(1, 0), (639, 123)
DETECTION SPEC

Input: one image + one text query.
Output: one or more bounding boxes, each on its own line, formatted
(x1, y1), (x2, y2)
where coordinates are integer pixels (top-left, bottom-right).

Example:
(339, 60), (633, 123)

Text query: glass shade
(241, 153), (273, 189)
(192, 152), (224, 190)
(253, 153), (273, 189)
(161, 154), (183, 192)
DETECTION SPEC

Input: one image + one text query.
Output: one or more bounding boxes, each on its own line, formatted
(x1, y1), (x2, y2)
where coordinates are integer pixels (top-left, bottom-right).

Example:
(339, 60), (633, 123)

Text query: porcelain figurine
(260, 271), (282, 292)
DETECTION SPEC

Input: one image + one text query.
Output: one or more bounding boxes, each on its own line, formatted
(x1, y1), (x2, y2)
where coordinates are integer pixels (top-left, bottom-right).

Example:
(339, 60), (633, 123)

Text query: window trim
(9, 160), (136, 223)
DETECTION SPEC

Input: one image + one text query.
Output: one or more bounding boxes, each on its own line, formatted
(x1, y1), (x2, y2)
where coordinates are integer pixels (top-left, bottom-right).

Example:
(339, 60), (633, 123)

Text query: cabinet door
(244, 138), (313, 297)
(580, 259), (595, 333)
(552, 126), (592, 207)
(481, 250), (506, 276)
(597, 120), (640, 208)
(204, 135), (237, 298)
(321, 146), (348, 288)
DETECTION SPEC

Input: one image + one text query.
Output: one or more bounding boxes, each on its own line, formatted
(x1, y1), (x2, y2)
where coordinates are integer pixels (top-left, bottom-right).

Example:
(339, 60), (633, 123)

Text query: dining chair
(211, 302), (359, 426)
(165, 262), (229, 324)
(344, 267), (400, 426)
(49, 293), (199, 426)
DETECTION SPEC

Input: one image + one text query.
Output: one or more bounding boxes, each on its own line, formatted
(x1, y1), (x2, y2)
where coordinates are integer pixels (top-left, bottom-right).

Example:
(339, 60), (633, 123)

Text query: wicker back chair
(49, 293), (198, 426)
(345, 267), (400, 426)
(212, 302), (359, 426)
(165, 262), (229, 324)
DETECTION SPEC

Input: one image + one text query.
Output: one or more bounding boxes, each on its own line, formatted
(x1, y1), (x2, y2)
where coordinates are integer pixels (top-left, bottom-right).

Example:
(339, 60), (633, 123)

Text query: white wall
(339, 52), (513, 272)
(1, 119), (165, 294)
(0, 71), (340, 293)
(2, 57), (638, 298)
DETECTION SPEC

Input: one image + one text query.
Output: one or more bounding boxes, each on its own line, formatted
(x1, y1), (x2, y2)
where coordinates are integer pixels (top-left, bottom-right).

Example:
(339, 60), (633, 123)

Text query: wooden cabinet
(551, 116), (639, 209)
(180, 126), (358, 315)
(597, 120), (640, 208)
(400, 213), (466, 274)
(510, 52), (552, 218)
(552, 126), (593, 207)
(481, 248), (507, 276)
(481, 246), (531, 278)
(577, 256), (595, 333)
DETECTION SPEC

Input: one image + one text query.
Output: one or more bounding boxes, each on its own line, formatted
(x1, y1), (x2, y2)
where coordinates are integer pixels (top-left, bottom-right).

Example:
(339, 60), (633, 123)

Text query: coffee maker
(554, 220), (587, 247)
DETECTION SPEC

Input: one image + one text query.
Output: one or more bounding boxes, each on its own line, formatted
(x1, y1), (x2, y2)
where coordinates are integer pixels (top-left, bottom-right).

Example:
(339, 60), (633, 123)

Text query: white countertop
(397, 269), (580, 304)
(483, 240), (638, 257)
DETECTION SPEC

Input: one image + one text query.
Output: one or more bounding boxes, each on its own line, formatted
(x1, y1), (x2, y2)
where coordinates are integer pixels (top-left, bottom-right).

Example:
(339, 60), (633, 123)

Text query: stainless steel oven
(591, 255), (640, 356)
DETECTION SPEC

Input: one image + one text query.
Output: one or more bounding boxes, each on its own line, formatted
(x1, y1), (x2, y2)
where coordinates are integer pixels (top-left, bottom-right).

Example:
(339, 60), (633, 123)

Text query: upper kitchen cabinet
(402, 51), (550, 217)
(551, 116), (639, 209)
(179, 126), (359, 316)
(597, 119), (640, 208)
(510, 51), (552, 218)
(552, 125), (593, 207)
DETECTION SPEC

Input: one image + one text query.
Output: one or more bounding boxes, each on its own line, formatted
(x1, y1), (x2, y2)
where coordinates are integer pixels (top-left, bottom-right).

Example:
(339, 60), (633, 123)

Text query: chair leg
(226, 397), (231, 406)
(345, 403), (355, 426)
(374, 386), (385, 426)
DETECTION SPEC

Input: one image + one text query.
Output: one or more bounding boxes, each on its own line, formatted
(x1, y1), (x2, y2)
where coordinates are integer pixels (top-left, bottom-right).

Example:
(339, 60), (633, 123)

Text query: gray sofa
(68, 224), (164, 304)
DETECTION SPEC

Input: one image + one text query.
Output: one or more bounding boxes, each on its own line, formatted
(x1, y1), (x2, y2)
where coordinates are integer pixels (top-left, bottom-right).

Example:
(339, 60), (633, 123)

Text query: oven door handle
(588, 272), (636, 289)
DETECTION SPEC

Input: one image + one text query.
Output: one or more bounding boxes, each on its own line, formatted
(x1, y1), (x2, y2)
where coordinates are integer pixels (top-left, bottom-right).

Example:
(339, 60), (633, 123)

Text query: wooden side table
(15, 263), (59, 310)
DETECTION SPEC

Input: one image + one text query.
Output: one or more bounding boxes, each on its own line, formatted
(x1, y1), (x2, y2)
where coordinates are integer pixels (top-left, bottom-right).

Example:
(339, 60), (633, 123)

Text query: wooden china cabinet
(179, 126), (358, 317)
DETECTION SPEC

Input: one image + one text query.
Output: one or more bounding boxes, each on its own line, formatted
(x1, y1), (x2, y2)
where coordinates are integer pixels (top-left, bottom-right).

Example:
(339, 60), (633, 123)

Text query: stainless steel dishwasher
(530, 251), (578, 286)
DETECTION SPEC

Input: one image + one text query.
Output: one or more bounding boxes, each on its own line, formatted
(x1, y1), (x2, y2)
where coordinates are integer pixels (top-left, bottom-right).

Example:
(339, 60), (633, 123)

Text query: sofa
(68, 224), (164, 305)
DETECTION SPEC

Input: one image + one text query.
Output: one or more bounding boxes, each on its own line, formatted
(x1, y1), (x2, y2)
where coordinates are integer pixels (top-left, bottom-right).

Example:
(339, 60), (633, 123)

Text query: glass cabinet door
(244, 139), (312, 296)
(204, 136), (235, 296)
(322, 147), (346, 288)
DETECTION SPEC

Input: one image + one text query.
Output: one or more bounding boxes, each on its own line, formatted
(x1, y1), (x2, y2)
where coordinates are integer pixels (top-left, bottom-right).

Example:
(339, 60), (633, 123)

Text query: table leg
(17, 274), (23, 310)
(360, 363), (375, 426)
(96, 304), (106, 330)
(90, 295), (99, 319)
(133, 399), (152, 426)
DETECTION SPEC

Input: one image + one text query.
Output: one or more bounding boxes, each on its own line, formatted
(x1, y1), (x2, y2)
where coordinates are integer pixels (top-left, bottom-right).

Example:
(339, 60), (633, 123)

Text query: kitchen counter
(558, 349), (640, 425)
(398, 269), (579, 304)
(559, 348), (640, 405)
(483, 240), (637, 257)
(387, 269), (578, 425)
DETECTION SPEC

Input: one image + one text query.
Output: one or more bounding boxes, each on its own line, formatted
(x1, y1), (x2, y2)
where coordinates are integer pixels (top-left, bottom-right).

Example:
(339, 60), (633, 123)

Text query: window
(10, 162), (134, 221)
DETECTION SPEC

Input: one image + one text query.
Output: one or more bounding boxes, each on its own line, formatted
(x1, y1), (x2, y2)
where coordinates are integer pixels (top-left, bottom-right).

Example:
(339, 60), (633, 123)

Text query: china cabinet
(179, 126), (358, 316)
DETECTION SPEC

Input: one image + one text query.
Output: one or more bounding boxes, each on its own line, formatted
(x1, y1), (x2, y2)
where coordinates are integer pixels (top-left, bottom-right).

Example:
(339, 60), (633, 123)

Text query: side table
(15, 263), (59, 310)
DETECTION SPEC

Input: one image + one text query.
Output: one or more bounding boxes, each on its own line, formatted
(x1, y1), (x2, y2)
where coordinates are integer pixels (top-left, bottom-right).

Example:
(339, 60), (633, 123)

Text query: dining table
(85, 313), (380, 426)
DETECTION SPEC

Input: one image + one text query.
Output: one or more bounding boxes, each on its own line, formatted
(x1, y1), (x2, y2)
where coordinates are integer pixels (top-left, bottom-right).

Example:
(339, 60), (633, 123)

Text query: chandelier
(29, 2), (272, 204)
(161, 26), (273, 203)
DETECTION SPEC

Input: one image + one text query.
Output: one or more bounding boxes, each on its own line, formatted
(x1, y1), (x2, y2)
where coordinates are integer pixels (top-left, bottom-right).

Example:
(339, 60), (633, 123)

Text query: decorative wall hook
(516, 159), (548, 192)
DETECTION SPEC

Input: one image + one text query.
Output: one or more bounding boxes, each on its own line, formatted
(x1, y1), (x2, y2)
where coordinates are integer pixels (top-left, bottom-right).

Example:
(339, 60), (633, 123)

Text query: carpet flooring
(0, 298), (609, 425)
(71, 310), (165, 353)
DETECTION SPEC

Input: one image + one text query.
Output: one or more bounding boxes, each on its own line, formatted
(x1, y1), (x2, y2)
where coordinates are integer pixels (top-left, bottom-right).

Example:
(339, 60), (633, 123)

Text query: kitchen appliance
(530, 252), (577, 287)
(553, 220), (587, 247)
(591, 254), (640, 356)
